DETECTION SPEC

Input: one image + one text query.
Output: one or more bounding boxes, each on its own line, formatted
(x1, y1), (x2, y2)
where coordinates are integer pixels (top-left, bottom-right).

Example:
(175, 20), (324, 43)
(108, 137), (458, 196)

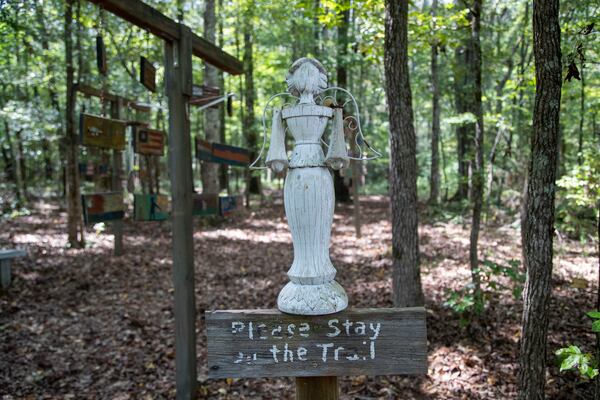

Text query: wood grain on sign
(219, 195), (240, 217)
(134, 127), (165, 155)
(195, 138), (213, 162)
(82, 192), (125, 224)
(212, 143), (251, 167)
(192, 193), (219, 216)
(140, 56), (156, 92)
(80, 113), (126, 150)
(206, 307), (427, 379)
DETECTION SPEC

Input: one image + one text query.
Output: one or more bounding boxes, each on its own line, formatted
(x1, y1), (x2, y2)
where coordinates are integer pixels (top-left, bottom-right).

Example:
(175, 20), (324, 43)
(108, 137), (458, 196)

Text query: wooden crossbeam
(87, 0), (243, 75)
(74, 83), (151, 112)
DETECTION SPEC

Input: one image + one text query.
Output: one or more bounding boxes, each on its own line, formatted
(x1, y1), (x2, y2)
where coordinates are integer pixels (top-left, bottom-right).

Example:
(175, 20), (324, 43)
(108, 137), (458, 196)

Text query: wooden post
(0, 260), (11, 289)
(165, 24), (197, 400)
(111, 98), (124, 256)
(296, 377), (338, 400)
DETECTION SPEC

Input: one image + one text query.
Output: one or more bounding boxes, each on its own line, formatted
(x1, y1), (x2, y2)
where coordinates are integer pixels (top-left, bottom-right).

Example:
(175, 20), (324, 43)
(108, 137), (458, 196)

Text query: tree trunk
(429, 0), (440, 205)
(517, 0), (562, 398)
(468, 0), (484, 306)
(453, 43), (472, 201)
(243, 2), (260, 205)
(15, 128), (27, 199)
(334, 3), (351, 203)
(577, 65), (585, 165)
(65, 0), (83, 248)
(218, 0), (228, 192)
(201, 0), (220, 195)
(384, 0), (424, 308)
(3, 121), (22, 205)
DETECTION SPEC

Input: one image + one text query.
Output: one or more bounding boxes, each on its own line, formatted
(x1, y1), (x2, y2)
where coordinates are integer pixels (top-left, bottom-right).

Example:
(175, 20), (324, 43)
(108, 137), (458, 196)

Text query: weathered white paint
(265, 59), (348, 315)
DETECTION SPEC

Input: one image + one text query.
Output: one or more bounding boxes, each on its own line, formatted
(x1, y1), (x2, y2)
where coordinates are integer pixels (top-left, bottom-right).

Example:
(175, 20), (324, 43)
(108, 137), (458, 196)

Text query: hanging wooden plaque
(133, 127), (165, 156)
(212, 143), (251, 167)
(195, 138), (213, 162)
(133, 194), (169, 221)
(80, 113), (126, 150)
(96, 35), (107, 76)
(219, 195), (241, 216)
(140, 56), (156, 92)
(82, 192), (124, 224)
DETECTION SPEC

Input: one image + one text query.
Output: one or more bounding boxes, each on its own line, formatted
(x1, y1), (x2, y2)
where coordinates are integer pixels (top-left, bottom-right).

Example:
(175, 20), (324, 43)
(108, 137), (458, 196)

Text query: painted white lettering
(248, 321), (254, 340)
(370, 340), (375, 359)
(231, 321), (244, 334)
(316, 343), (334, 362)
(283, 343), (294, 362)
(299, 323), (310, 337)
(327, 319), (340, 337)
(297, 347), (307, 361)
(334, 346), (344, 361)
(257, 323), (267, 340)
(272, 325), (283, 339)
(346, 353), (359, 361)
(369, 323), (381, 340)
(287, 324), (296, 338)
(354, 322), (366, 335)
(342, 319), (353, 335)
(234, 352), (244, 364)
(270, 345), (280, 363)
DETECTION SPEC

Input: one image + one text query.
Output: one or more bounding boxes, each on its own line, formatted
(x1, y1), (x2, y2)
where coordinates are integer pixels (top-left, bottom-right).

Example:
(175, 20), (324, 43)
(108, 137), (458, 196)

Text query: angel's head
(286, 58), (328, 103)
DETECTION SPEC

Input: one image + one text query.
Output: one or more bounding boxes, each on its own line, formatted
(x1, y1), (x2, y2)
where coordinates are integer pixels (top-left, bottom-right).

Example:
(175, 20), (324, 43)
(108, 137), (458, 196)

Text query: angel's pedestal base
(277, 280), (348, 315)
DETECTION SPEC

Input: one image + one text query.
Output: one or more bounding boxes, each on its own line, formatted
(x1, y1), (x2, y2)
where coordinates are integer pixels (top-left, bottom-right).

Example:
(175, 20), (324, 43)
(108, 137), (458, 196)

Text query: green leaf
(587, 311), (600, 319)
(592, 320), (600, 333)
(560, 354), (580, 371)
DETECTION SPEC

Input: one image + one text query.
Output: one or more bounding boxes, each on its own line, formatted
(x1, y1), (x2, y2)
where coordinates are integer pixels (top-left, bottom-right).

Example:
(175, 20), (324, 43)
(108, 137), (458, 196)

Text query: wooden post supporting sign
(165, 24), (196, 400)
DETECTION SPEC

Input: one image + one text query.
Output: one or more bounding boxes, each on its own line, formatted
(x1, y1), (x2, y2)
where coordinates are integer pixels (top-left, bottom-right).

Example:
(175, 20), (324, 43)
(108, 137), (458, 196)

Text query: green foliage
(555, 345), (598, 380)
(444, 259), (525, 327)
(556, 148), (600, 240)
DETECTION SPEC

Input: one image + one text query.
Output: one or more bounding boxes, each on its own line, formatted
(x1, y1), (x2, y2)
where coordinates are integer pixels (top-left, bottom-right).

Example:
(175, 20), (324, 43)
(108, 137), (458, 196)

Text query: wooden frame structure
(84, 1), (243, 399)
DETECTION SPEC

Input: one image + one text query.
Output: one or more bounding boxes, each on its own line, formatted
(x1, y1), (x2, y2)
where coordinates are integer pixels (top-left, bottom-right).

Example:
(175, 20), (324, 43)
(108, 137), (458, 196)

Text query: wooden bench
(0, 249), (27, 289)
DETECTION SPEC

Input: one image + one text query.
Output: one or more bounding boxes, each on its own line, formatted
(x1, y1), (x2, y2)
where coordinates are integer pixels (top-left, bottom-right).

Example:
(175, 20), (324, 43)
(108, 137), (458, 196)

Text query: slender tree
(384, 0), (424, 307)
(467, 0), (485, 307)
(517, 0), (562, 397)
(64, 0), (83, 248)
(429, 0), (441, 205)
(201, 0), (221, 194)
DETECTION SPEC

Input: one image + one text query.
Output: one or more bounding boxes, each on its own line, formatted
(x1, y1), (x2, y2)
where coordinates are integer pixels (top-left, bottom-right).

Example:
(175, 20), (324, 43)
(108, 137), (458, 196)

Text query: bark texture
(384, 0), (424, 308)
(468, 0), (484, 304)
(201, 0), (221, 194)
(429, 0), (440, 205)
(517, 0), (562, 398)
(64, 0), (83, 248)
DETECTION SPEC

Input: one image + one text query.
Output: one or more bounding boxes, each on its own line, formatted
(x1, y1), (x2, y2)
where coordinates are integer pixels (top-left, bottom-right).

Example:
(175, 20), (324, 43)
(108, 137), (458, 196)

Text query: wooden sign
(82, 192), (124, 224)
(193, 193), (219, 216)
(133, 127), (165, 155)
(212, 143), (251, 167)
(219, 195), (240, 216)
(195, 138), (213, 162)
(140, 56), (156, 92)
(206, 307), (427, 379)
(133, 194), (169, 221)
(80, 113), (126, 150)
(96, 35), (107, 76)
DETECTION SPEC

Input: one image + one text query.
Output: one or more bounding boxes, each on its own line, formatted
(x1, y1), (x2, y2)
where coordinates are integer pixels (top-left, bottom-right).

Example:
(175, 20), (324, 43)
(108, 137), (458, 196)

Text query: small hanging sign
(96, 35), (107, 76)
(82, 192), (124, 224)
(79, 113), (126, 150)
(219, 195), (241, 216)
(133, 127), (165, 156)
(133, 194), (169, 221)
(140, 56), (156, 92)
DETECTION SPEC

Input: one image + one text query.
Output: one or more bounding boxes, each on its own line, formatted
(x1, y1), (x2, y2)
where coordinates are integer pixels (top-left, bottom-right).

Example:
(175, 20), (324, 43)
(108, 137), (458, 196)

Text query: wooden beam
(87, 0), (243, 75)
(296, 377), (338, 400)
(165, 25), (197, 400)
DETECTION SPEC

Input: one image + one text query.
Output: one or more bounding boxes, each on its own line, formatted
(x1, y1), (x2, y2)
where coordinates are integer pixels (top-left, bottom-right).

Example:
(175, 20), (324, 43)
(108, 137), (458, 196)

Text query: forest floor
(0, 195), (598, 399)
